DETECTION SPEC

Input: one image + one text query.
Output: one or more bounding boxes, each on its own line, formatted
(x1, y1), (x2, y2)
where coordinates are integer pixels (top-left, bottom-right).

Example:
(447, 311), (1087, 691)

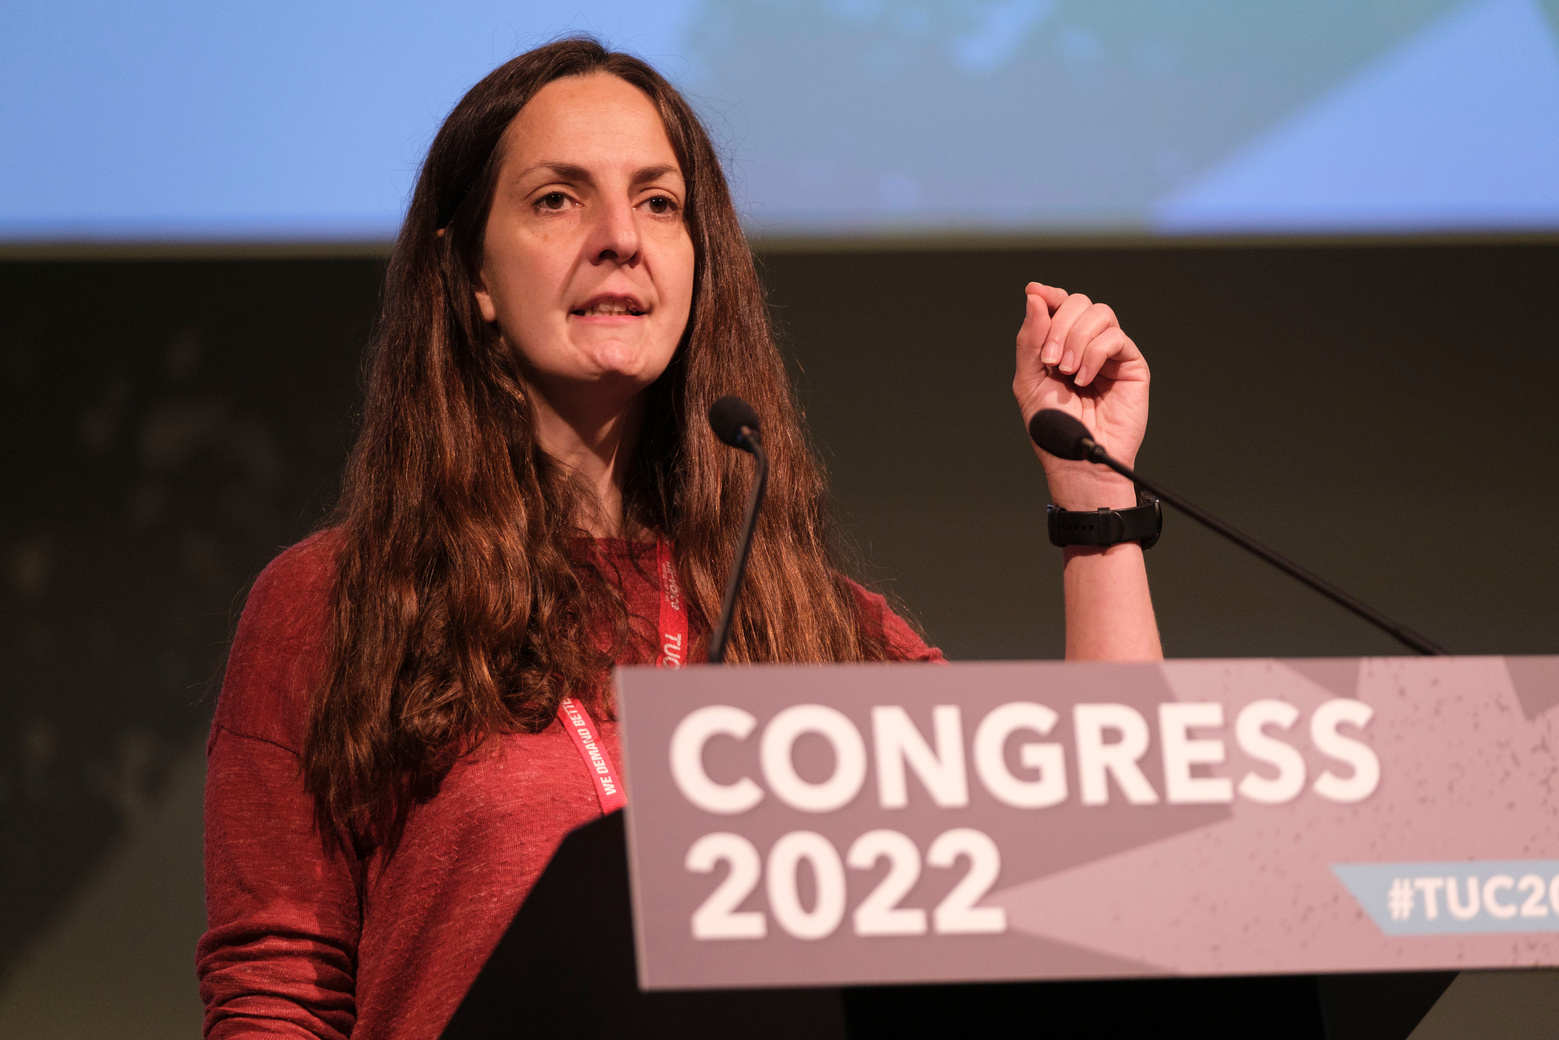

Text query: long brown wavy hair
(303, 37), (891, 843)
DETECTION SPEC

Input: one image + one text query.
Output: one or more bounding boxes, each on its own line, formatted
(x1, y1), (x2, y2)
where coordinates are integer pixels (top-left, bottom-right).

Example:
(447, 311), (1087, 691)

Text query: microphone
(708, 395), (762, 452)
(706, 396), (770, 663)
(1028, 408), (1100, 463)
(1027, 408), (1446, 656)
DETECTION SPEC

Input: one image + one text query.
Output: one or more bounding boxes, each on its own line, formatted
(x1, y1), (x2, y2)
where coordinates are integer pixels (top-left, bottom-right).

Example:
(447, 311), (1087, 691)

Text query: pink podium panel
(615, 656), (1559, 989)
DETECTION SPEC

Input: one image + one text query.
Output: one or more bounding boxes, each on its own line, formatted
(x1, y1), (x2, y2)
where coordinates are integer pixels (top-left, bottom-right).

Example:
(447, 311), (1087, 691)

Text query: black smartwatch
(1047, 489), (1162, 550)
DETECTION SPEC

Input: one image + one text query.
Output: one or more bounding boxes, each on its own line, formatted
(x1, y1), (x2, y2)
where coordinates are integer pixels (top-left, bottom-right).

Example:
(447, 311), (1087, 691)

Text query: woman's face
(474, 73), (695, 414)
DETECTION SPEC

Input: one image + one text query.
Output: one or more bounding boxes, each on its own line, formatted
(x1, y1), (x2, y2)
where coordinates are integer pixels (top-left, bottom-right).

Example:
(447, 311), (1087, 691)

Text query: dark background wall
(2, 242), (1556, 1033)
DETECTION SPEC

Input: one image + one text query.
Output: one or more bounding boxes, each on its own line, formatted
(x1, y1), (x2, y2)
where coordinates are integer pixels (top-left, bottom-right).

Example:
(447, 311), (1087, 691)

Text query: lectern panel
(615, 656), (1559, 990)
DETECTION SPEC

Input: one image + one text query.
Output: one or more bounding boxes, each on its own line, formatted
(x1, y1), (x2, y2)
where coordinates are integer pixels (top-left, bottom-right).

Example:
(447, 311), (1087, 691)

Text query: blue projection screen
(3, 0), (1558, 243)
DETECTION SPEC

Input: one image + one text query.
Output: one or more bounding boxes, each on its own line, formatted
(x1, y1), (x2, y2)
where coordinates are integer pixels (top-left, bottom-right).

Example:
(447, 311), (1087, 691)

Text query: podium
(443, 656), (1559, 1039)
(439, 811), (847, 1040)
(440, 812), (1456, 1039)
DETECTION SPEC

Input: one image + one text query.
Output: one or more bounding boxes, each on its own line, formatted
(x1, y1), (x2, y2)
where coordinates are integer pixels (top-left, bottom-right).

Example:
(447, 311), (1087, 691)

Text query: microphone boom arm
(708, 431), (768, 664)
(1077, 436), (1446, 656)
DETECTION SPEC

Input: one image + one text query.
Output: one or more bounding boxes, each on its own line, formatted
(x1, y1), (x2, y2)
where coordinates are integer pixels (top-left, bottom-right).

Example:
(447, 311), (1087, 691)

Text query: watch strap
(1047, 494), (1161, 550)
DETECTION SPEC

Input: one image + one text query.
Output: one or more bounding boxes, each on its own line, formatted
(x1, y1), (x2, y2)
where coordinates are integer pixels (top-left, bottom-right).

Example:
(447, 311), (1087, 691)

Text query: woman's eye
(644, 195), (676, 215)
(537, 192), (569, 211)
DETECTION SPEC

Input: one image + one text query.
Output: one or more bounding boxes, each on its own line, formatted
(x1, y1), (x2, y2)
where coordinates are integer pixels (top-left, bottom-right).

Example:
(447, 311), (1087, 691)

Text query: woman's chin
(578, 339), (673, 386)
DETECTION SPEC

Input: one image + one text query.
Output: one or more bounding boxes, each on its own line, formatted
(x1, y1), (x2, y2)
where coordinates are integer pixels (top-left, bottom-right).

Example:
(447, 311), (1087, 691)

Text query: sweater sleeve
(197, 533), (362, 1040)
(847, 580), (946, 663)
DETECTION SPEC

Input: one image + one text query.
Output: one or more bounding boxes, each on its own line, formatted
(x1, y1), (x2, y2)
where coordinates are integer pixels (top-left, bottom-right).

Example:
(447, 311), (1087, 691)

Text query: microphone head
(1027, 408), (1093, 461)
(708, 395), (762, 450)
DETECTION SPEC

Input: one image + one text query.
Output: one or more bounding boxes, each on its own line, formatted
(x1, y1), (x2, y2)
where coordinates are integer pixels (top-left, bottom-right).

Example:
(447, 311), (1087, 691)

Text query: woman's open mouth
(572, 294), (647, 317)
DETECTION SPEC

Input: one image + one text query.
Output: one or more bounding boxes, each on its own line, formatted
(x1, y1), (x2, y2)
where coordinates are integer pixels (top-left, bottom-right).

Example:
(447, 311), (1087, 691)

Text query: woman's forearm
(1062, 542), (1162, 660)
(1048, 464), (1163, 661)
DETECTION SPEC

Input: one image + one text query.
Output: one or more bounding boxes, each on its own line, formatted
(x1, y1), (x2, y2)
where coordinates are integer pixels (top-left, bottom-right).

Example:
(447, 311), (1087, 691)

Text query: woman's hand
(1013, 282), (1150, 510)
(1015, 282), (1162, 660)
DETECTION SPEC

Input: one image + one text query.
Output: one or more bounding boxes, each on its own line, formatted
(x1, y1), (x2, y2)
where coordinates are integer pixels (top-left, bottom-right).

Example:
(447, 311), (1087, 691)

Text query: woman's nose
(586, 196), (641, 266)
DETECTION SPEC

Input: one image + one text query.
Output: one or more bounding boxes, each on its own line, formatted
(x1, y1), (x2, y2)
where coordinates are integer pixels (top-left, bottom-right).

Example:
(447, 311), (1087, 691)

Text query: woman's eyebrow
(518, 161), (592, 182)
(632, 163), (682, 185)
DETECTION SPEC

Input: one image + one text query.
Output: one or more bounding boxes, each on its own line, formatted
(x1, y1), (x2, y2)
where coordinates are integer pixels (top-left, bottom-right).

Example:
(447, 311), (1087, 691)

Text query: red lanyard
(558, 696), (627, 814)
(559, 538), (687, 814)
(653, 537), (687, 669)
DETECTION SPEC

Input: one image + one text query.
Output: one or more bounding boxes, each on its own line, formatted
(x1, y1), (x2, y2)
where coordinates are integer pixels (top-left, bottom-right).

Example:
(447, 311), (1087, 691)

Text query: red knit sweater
(196, 532), (941, 1040)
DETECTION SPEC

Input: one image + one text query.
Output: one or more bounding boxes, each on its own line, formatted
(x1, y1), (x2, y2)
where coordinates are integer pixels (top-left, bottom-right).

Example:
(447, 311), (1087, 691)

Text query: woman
(197, 37), (1159, 1040)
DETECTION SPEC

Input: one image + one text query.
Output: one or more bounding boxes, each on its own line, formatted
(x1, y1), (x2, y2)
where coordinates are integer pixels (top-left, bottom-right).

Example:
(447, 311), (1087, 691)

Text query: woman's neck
(526, 382), (644, 538)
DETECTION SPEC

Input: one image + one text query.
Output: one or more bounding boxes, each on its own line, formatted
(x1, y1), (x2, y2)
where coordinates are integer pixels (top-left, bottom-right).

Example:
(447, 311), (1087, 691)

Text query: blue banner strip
(1332, 860), (1559, 935)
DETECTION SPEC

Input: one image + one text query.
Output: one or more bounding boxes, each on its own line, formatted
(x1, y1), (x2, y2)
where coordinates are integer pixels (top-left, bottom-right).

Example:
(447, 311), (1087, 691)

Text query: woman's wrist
(1040, 458), (1139, 511)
